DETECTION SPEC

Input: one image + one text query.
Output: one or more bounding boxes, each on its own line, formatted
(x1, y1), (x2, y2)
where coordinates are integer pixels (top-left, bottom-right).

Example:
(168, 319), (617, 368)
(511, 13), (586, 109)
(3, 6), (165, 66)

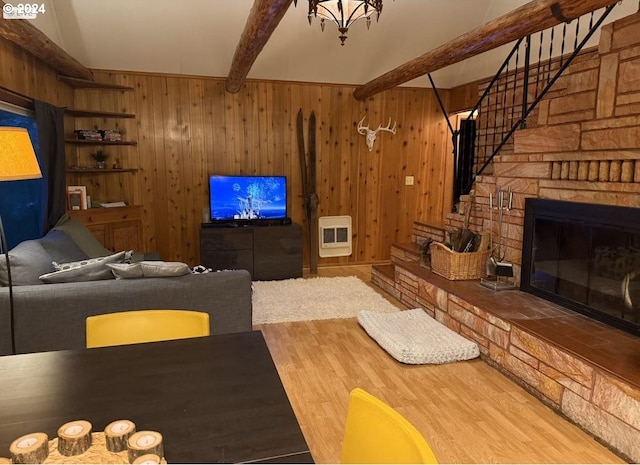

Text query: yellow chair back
(86, 309), (210, 348)
(341, 388), (438, 464)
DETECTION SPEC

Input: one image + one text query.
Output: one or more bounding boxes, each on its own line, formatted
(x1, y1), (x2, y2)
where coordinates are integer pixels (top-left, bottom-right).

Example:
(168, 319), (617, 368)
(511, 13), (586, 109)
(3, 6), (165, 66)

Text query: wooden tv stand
(199, 223), (302, 280)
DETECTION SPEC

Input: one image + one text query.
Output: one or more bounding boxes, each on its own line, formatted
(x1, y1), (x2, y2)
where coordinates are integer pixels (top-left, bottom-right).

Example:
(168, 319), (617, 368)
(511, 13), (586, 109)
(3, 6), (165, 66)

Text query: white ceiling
(31, 0), (638, 89)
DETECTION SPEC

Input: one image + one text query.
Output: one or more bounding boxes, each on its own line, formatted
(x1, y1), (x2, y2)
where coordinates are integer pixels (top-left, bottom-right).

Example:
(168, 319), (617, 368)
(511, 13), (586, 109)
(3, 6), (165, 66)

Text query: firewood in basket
(57, 420), (92, 456)
(9, 432), (49, 463)
(105, 419), (136, 452)
(127, 431), (163, 463)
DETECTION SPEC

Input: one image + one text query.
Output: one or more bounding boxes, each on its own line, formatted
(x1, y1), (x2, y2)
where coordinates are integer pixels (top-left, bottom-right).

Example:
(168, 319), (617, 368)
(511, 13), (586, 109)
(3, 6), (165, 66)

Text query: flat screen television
(209, 175), (287, 222)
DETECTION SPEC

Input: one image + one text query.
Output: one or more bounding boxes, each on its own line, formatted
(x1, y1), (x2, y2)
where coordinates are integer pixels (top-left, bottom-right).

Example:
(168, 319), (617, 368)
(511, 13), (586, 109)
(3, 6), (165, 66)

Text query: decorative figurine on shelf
(90, 149), (110, 169)
(112, 158), (122, 169)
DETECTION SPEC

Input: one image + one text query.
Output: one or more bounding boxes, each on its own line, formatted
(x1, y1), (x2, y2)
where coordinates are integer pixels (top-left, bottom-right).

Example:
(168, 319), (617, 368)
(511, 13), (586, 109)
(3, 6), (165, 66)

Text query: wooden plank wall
(0, 32), (453, 266)
(0, 39), (71, 109)
(82, 71), (454, 266)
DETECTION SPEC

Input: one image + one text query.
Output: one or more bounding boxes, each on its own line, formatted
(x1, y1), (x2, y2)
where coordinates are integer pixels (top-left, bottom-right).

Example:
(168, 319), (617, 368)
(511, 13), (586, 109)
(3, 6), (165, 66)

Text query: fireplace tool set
(481, 186), (516, 291)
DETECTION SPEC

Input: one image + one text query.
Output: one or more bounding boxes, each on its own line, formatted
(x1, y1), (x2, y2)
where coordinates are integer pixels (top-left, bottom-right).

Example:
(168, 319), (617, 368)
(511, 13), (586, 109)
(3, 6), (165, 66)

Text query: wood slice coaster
(105, 420), (136, 452)
(132, 453), (167, 464)
(127, 431), (163, 464)
(9, 432), (49, 464)
(57, 420), (92, 456)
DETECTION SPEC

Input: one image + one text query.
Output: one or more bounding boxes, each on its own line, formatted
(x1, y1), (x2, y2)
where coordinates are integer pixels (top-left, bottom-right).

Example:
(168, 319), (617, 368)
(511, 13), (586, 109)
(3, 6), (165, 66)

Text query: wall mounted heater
(318, 216), (352, 258)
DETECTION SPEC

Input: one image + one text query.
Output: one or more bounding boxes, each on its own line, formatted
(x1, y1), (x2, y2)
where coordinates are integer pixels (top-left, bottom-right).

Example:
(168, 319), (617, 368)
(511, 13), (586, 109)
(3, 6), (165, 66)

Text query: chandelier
(294, 0), (385, 45)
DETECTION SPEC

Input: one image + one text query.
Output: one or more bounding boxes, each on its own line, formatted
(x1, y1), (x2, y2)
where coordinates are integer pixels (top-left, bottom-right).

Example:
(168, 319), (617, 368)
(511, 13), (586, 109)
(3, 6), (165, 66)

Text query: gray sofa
(0, 216), (252, 355)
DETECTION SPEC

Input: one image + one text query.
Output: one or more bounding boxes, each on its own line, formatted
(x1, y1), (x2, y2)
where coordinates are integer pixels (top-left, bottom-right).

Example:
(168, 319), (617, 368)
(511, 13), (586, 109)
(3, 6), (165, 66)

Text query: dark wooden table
(0, 331), (312, 463)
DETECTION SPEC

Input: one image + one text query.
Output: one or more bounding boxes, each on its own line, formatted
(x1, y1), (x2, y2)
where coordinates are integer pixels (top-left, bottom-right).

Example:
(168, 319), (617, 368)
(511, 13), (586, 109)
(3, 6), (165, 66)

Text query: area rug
(252, 276), (399, 325)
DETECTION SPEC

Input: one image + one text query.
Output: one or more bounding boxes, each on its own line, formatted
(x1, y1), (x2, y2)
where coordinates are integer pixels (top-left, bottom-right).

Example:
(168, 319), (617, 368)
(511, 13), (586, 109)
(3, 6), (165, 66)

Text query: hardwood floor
(257, 265), (625, 464)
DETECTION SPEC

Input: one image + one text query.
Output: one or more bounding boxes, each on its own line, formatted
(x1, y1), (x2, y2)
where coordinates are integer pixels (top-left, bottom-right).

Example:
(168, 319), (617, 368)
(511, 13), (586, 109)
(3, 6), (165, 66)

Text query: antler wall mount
(357, 116), (397, 151)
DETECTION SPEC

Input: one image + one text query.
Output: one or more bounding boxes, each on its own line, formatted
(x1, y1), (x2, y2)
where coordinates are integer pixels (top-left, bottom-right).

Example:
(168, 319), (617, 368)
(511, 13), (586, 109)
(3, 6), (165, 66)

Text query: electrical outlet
(405, 176), (414, 186)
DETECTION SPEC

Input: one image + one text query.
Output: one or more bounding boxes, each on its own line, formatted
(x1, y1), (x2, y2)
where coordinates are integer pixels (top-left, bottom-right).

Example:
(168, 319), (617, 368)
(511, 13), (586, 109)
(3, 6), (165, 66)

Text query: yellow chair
(341, 388), (438, 464)
(86, 309), (210, 348)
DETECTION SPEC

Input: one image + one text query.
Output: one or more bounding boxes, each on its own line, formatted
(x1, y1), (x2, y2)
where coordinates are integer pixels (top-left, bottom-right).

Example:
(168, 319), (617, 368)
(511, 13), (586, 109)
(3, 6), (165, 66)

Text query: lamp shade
(0, 127), (42, 181)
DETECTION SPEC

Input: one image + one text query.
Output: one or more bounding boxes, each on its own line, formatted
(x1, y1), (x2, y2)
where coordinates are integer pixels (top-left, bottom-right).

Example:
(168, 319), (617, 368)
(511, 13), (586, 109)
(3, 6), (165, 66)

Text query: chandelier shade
(299, 0), (384, 45)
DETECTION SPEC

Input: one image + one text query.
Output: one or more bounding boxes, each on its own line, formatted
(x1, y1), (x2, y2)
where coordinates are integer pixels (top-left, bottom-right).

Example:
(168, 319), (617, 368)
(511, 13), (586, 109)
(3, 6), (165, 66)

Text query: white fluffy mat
(252, 276), (399, 325)
(358, 308), (480, 364)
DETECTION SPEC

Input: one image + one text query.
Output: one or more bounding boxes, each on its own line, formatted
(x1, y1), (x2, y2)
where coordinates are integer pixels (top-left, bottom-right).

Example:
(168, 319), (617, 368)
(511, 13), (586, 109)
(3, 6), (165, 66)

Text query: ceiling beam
(226, 0), (294, 93)
(353, 0), (619, 101)
(0, 1), (93, 80)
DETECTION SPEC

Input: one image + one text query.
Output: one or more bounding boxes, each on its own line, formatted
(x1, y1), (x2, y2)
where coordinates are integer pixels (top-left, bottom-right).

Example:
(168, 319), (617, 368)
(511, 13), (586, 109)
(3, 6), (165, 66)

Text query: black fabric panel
(34, 100), (66, 232)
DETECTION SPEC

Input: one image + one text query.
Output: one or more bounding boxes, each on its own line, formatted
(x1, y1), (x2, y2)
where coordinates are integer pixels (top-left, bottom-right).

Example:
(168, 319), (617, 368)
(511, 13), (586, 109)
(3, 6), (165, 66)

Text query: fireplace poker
(495, 187), (514, 278)
(482, 186), (515, 290)
(486, 193), (497, 276)
(497, 189), (504, 261)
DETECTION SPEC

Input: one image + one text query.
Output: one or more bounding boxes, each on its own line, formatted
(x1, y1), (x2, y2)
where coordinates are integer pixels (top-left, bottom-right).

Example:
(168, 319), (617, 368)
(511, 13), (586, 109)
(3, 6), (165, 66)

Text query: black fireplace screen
(521, 199), (640, 336)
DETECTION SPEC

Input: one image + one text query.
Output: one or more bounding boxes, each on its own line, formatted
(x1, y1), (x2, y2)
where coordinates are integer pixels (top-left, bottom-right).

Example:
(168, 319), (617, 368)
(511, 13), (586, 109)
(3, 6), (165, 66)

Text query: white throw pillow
(52, 250), (131, 271)
(40, 251), (132, 284)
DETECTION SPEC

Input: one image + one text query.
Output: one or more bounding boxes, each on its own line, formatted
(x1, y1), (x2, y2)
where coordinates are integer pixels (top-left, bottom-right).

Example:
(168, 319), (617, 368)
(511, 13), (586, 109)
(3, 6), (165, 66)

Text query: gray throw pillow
(107, 262), (144, 279)
(0, 240), (54, 286)
(52, 215), (112, 258)
(39, 250), (132, 284)
(39, 229), (89, 263)
(140, 261), (190, 277)
(107, 261), (190, 279)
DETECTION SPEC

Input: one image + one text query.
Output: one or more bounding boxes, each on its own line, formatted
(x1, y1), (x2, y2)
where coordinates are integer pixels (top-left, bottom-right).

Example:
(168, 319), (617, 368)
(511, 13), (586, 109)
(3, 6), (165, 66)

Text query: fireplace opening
(521, 198), (640, 336)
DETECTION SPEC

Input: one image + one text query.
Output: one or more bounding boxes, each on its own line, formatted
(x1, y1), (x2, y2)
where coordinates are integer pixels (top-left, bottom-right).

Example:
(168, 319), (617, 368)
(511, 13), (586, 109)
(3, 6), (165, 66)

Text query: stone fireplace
(445, 10), (640, 285)
(521, 198), (640, 336)
(429, 9), (640, 461)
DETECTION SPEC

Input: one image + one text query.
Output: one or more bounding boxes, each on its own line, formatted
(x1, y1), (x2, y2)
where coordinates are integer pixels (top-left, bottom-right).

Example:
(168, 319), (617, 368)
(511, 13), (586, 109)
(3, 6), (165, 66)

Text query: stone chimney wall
(446, 11), (640, 283)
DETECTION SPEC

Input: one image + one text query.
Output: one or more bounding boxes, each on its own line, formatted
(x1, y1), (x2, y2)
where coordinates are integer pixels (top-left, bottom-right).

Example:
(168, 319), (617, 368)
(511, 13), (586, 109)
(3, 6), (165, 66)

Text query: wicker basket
(429, 234), (490, 280)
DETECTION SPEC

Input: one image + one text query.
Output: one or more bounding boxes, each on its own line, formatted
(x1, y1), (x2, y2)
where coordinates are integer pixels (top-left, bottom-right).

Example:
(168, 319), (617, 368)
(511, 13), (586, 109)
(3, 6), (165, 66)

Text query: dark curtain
(455, 118), (476, 204)
(34, 100), (65, 232)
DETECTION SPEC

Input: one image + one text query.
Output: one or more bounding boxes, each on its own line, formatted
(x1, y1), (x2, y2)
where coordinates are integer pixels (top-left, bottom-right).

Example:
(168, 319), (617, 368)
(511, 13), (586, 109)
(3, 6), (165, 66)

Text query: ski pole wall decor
(296, 109), (319, 274)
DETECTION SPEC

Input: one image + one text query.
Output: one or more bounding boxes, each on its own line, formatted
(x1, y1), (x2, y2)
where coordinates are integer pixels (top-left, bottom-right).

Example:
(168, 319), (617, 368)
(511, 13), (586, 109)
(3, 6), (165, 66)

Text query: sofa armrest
(1, 270), (252, 354)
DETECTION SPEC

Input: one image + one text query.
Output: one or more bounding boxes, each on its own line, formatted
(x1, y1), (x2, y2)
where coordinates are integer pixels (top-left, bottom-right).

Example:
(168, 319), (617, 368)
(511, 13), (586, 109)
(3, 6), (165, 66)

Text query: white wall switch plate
(405, 176), (414, 186)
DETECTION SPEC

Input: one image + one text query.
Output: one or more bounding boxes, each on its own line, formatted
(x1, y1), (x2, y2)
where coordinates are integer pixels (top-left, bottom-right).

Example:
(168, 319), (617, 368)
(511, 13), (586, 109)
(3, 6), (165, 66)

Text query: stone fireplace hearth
(371, 248), (640, 463)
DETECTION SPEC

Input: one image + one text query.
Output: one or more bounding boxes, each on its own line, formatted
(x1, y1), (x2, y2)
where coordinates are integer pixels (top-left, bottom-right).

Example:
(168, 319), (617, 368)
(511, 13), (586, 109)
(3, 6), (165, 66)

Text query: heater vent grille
(319, 216), (352, 258)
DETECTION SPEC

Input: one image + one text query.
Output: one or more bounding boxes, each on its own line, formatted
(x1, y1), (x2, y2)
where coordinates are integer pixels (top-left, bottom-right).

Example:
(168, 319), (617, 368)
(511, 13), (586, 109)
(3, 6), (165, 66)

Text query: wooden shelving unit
(66, 168), (139, 174)
(64, 78), (142, 252)
(68, 205), (143, 252)
(65, 108), (135, 118)
(64, 139), (137, 146)
(58, 75), (134, 91)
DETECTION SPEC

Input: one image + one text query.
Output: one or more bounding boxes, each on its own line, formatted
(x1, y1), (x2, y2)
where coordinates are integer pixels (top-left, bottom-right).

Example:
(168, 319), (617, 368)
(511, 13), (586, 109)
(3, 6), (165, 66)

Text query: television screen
(209, 175), (287, 221)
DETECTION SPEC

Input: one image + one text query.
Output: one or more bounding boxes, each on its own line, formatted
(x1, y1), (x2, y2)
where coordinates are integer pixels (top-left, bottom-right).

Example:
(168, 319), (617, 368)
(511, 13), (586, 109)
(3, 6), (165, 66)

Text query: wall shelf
(66, 168), (139, 174)
(64, 82), (141, 252)
(65, 108), (136, 118)
(65, 139), (137, 146)
(58, 75), (134, 91)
